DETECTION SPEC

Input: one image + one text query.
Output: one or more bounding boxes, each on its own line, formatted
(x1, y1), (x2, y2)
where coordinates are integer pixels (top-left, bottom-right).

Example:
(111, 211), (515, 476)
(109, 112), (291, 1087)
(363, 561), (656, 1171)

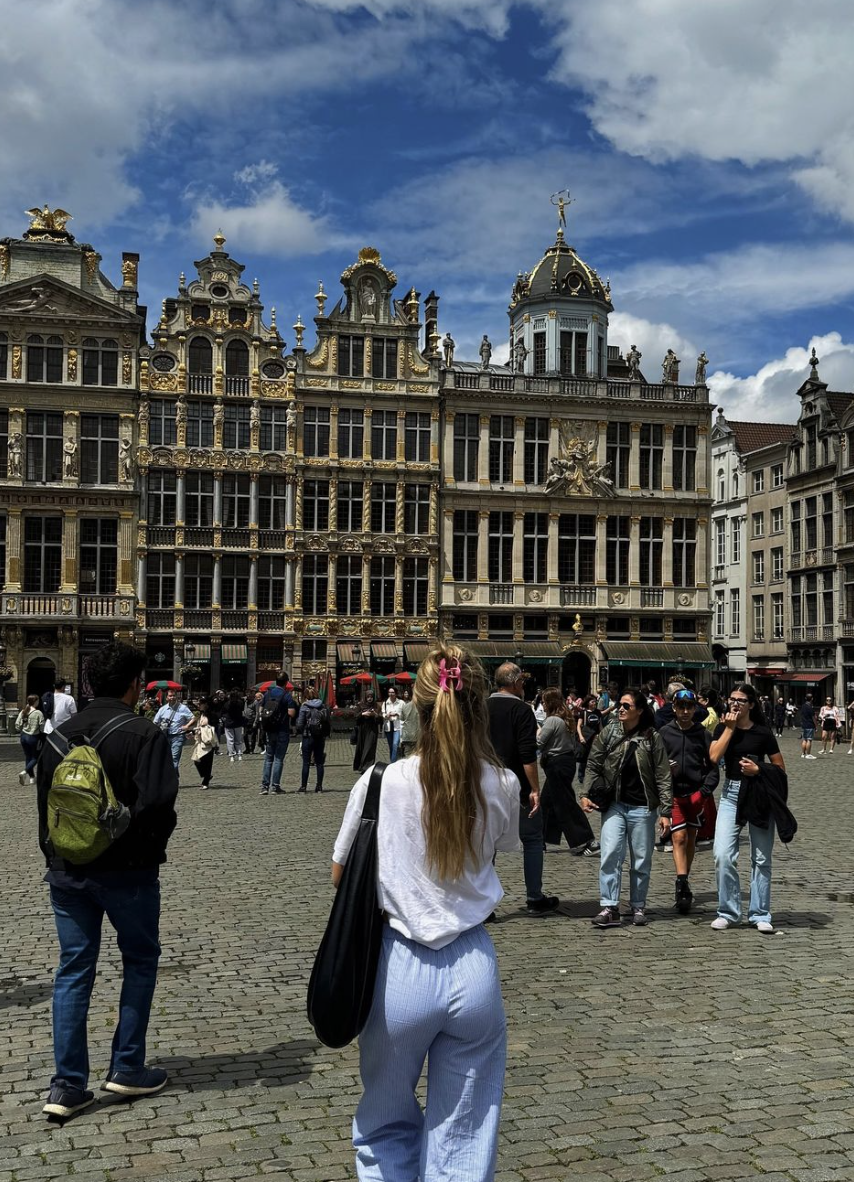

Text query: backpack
(308, 704), (331, 740)
(43, 716), (135, 865)
(41, 690), (55, 720)
(261, 690), (287, 730)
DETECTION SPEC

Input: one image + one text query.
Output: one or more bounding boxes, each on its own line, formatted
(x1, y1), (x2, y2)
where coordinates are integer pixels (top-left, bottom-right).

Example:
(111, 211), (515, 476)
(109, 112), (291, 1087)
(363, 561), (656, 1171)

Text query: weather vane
(550, 189), (573, 235)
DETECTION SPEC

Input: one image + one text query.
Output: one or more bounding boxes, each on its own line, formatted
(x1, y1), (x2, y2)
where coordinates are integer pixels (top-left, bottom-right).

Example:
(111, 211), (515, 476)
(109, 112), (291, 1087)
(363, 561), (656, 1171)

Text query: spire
(809, 345), (820, 380)
(213, 229), (226, 251)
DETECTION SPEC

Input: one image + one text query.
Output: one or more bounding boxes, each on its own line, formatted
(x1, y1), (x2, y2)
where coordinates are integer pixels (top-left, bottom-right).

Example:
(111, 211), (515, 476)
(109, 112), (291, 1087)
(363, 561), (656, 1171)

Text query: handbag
(307, 762), (387, 1048)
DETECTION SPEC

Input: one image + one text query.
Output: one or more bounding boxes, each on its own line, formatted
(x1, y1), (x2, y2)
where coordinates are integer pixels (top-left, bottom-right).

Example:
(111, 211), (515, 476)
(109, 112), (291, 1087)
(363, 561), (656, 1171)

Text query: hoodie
(658, 718), (720, 797)
(296, 698), (330, 737)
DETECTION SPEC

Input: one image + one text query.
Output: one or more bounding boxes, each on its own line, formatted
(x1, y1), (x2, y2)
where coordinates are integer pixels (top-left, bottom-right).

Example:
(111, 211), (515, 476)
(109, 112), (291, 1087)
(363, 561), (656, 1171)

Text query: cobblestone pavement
(2, 728), (853, 1182)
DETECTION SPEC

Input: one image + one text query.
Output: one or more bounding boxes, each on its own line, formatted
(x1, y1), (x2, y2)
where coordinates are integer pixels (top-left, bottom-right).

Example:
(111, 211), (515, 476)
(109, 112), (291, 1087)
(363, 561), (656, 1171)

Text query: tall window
(805, 422), (817, 471)
(257, 556), (286, 610)
(672, 518), (696, 587)
(225, 340), (249, 375)
(303, 480), (330, 531)
(80, 519), (117, 594)
(771, 506), (784, 534)
(524, 417), (549, 484)
(771, 592), (784, 639)
(489, 416), (514, 483)
(23, 517), (62, 592)
(453, 414), (479, 481)
(338, 480), (364, 532)
(714, 590), (725, 635)
(370, 556), (395, 615)
(149, 400), (177, 446)
(184, 554), (213, 608)
(790, 575), (801, 629)
(730, 588), (740, 635)
(80, 414), (119, 484)
(371, 338), (398, 379)
(336, 555), (363, 615)
(372, 410), (397, 460)
(672, 426), (696, 491)
(0, 515), (5, 590)
(752, 511), (765, 539)
(558, 513), (596, 584)
(338, 335), (364, 377)
(752, 551), (765, 584)
(732, 517), (742, 563)
(222, 474), (251, 527)
(371, 482), (397, 532)
(223, 403), (250, 449)
(147, 552), (175, 608)
(753, 596), (765, 641)
(402, 557), (429, 615)
(260, 406), (288, 451)
(303, 407), (330, 457)
(804, 496), (817, 550)
(523, 512), (548, 582)
(185, 471), (214, 526)
(188, 337), (213, 373)
(606, 515), (630, 585)
(148, 470), (177, 525)
(752, 469), (765, 494)
(187, 400), (214, 447)
(404, 412), (430, 462)
(804, 573), (817, 625)
(27, 335), (63, 383)
(715, 519), (725, 567)
(258, 475), (288, 529)
(639, 424), (663, 489)
(771, 463), (784, 488)
(488, 511), (513, 581)
(639, 517), (663, 585)
(338, 409), (364, 458)
(404, 484), (430, 534)
(844, 565), (854, 623)
(559, 330), (587, 375)
(453, 510), (478, 581)
(790, 501), (801, 555)
(533, 331), (546, 375)
(822, 491), (833, 548)
(606, 422), (630, 487)
(82, 338), (118, 386)
(771, 546), (784, 582)
(25, 411), (63, 482)
(221, 555), (250, 608)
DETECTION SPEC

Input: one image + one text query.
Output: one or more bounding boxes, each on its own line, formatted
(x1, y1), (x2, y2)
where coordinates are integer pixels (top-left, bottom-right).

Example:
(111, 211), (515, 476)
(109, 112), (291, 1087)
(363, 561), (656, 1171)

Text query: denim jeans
(301, 736), (326, 789)
(262, 728), (291, 790)
(48, 870), (161, 1091)
(168, 733), (185, 770)
(599, 802), (657, 910)
(519, 803), (545, 901)
(20, 733), (41, 775)
(714, 777), (774, 925)
(385, 729), (400, 763)
(224, 726), (243, 757)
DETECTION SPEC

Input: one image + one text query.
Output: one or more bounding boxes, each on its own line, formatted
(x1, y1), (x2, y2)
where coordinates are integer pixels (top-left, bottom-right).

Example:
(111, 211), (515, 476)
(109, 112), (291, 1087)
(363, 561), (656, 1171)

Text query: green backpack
(44, 716), (135, 865)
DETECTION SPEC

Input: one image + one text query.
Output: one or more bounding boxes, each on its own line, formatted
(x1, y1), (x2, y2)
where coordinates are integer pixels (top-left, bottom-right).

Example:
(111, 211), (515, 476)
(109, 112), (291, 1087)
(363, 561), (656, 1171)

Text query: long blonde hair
(413, 644), (500, 880)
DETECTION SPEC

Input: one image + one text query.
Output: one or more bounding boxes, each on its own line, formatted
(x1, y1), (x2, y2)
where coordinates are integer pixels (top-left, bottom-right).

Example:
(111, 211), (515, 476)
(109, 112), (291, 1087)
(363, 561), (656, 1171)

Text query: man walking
(295, 694), (332, 792)
(43, 677), (77, 735)
(259, 672), (296, 795)
(800, 694), (817, 759)
(487, 662), (559, 915)
(37, 642), (179, 1119)
(153, 689), (195, 776)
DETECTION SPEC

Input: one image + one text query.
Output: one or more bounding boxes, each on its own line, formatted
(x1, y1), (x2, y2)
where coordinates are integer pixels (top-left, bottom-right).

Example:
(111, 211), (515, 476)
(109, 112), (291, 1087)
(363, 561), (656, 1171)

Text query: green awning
(221, 643), (248, 664)
(603, 641), (714, 668)
(185, 643), (210, 662)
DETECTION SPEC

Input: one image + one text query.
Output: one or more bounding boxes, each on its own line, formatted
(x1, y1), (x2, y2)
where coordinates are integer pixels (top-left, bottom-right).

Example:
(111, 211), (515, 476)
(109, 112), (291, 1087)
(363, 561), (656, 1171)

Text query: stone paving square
(2, 728), (853, 1181)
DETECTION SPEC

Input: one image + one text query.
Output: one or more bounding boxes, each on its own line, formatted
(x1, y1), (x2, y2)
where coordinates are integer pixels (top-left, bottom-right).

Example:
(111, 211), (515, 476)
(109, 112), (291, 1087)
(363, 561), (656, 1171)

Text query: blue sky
(3, 0), (854, 421)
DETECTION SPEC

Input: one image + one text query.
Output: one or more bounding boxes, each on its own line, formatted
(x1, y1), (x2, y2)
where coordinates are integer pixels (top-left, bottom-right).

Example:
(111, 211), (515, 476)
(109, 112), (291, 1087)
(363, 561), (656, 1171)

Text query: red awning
(773, 672), (831, 682)
(747, 667), (787, 677)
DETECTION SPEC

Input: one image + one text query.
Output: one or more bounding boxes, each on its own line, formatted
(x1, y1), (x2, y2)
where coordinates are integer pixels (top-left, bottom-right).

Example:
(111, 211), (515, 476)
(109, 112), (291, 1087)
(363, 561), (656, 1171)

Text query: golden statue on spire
(550, 189), (573, 237)
(25, 205), (72, 233)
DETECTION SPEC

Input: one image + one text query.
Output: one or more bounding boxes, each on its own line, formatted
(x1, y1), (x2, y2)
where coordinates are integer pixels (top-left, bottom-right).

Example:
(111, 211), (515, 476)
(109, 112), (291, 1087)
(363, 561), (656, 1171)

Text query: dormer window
(805, 423), (817, 470)
(27, 334), (63, 383)
(82, 338), (118, 386)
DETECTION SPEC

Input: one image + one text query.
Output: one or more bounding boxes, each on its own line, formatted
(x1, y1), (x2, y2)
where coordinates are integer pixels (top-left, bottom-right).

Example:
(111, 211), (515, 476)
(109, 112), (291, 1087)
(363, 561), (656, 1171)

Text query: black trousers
(193, 750), (215, 786)
(541, 753), (595, 848)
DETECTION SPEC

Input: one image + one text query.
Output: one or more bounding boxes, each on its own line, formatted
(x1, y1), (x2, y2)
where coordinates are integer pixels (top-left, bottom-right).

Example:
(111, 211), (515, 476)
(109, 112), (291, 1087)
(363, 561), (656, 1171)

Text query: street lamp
(0, 642), (11, 735)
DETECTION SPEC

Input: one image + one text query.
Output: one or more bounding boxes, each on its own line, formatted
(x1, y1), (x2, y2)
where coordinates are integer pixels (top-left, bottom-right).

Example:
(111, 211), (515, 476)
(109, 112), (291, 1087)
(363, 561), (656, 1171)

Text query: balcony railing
(640, 588), (664, 607)
(148, 526), (176, 546)
(258, 529), (289, 551)
(258, 610), (285, 631)
(560, 585), (597, 607)
(146, 609), (174, 629)
(184, 609), (212, 628)
(221, 610), (248, 630)
(184, 527), (215, 547)
(221, 528), (251, 548)
(79, 595), (121, 618)
(443, 371), (708, 403)
(5, 594), (64, 616)
(188, 374), (213, 394)
(225, 376), (250, 396)
(839, 621), (854, 638)
(490, 584), (514, 605)
(789, 625), (836, 642)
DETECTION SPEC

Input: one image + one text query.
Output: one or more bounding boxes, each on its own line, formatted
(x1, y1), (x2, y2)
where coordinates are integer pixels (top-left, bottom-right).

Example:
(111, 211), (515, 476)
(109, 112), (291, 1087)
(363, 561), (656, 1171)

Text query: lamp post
(0, 642), (11, 735)
(182, 642), (197, 700)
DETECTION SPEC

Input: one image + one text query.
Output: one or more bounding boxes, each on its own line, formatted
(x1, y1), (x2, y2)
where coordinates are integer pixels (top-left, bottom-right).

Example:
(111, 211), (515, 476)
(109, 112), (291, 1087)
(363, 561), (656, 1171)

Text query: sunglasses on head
(674, 691), (696, 704)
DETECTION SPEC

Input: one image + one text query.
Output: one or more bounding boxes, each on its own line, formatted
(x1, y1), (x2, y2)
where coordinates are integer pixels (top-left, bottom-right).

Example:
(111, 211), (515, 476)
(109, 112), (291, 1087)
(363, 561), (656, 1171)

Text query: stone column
(442, 509), (455, 583)
(662, 517), (674, 587)
(295, 479), (303, 531)
(60, 511), (79, 592)
(548, 513), (560, 584)
(329, 476), (338, 532)
(394, 556), (404, 615)
(395, 480), (405, 535)
(549, 418), (560, 464)
(396, 410), (406, 464)
(119, 512), (135, 594)
(696, 424), (710, 495)
(363, 408), (373, 462)
(513, 416), (525, 486)
(174, 553), (185, 605)
(444, 411), (456, 483)
(595, 514), (608, 586)
(249, 474), (259, 527)
(329, 404), (339, 460)
(478, 511), (490, 584)
(294, 555), (303, 610)
(136, 551), (147, 602)
(327, 554), (337, 613)
(663, 423), (674, 492)
(285, 557), (295, 607)
(430, 409), (440, 465)
(176, 472), (186, 524)
(63, 411), (80, 487)
(629, 515), (641, 586)
(286, 478), (295, 528)
(428, 556), (438, 616)
(596, 422), (608, 469)
(478, 415), (490, 486)
(212, 556), (222, 606)
(429, 483), (439, 536)
(5, 509), (22, 591)
(629, 422), (641, 492)
(213, 474), (223, 525)
(362, 479), (372, 534)
(248, 555), (258, 606)
(512, 511), (524, 585)
(361, 555), (372, 615)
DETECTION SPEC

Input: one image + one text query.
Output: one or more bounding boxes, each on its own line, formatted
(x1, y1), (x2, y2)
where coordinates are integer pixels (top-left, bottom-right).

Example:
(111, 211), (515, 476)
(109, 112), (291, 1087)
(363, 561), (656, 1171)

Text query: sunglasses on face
(617, 702), (637, 711)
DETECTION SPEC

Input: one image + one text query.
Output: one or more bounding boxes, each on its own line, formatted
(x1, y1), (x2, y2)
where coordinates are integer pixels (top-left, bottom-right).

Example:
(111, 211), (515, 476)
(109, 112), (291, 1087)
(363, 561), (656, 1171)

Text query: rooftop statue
(695, 351), (709, 385)
(479, 334), (492, 368)
(627, 343), (642, 379)
(25, 205), (72, 233)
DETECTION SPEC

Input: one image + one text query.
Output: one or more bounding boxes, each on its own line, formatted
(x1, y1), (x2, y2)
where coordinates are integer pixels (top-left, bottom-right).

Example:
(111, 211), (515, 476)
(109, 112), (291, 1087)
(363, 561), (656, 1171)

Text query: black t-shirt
(619, 745), (647, 806)
(488, 693), (538, 804)
(712, 723), (780, 780)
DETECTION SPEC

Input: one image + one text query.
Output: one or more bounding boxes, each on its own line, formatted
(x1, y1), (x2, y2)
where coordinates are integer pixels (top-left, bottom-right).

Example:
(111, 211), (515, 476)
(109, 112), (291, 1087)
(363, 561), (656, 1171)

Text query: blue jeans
(262, 728), (291, 790)
(519, 803), (545, 901)
(599, 802), (657, 909)
(48, 871), (161, 1091)
(353, 926), (505, 1181)
(168, 733), (185, 770)
(301, 736), (326, 790)
(714, 778), (774, 925)
(20, 733), (41, 775)
(385, 729), (400, 763)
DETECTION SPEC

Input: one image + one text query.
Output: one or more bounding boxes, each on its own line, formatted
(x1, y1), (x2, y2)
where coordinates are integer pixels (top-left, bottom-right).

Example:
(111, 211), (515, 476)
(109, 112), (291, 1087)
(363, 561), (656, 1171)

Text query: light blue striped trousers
(353, 924), (506, 1181)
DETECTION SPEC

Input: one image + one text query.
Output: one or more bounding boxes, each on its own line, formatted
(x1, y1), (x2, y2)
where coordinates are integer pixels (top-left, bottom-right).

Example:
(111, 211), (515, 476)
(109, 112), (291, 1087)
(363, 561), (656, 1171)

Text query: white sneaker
(805, 754), (817, 760)
(237, 755), (243, 762)
(710, 917), (733, 930)
(229, 755), (235, 764)
(753, 921), (774, 934)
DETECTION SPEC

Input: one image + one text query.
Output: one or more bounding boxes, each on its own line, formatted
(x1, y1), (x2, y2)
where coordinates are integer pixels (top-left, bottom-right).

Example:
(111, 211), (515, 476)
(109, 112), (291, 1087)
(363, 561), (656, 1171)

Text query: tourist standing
(381, 686), (404, 762)
(190, 696), (219, 789)
(15, 694), (45, 785)
(153, 690), (195, 775)
(799, 694), (816, 759)
(295, 695), (332, 792)
(398, 687), (418, 757)
(43, 677), (77, 736)
(259, 673), (297, 795)
(223, 690), (245, 763)
(352, 694), (381, 773)
(243, 691), (264, 754)
(333, 645), (519, 1179)
(773, 698), (786, 738)
(538, 688), (598, 855)
(818, 697), (842, 754)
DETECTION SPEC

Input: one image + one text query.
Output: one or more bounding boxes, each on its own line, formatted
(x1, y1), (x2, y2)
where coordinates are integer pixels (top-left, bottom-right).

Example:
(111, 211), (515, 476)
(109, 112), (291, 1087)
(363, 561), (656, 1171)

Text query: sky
(3, 0), (854, 423)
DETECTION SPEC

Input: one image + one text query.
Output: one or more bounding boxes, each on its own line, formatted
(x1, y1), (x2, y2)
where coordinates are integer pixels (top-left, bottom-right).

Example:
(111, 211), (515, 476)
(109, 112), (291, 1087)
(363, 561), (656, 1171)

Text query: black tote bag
(307, 762), (386, 1048)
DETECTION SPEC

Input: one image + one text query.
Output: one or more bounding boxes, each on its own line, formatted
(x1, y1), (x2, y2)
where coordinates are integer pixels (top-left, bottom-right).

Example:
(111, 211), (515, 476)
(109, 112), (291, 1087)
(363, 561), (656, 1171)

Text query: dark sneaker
(102, 1067), (168, 1097)
(591, 906), (621, 928)
(632, 908), (649, 926)
(272, 787), (284, 795)
(483, 911), (497, 923)
(526, 894), (560, 914)
(675, 878), (693, 915)
(259, 788), (269, 795)
(43, 1085), (95, 1119)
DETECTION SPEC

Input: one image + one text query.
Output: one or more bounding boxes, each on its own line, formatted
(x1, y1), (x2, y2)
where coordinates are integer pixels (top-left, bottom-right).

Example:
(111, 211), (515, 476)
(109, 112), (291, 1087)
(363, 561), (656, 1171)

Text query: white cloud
(607, 313), (698, 380)
(708, 333), (854, 423)
(233, 161), (280, 187)
(191, 181), (329, 257)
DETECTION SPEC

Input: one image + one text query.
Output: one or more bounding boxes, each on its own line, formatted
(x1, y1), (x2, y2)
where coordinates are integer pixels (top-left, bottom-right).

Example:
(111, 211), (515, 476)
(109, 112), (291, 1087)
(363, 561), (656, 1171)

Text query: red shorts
(671, 792), (705, 833)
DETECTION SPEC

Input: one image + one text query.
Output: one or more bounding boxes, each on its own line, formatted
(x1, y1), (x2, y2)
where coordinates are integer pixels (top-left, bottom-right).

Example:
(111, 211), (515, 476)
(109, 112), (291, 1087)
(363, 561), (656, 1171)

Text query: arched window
(27, 334), (63, 383)
(717, 468), (725, 501)
(188, 337), (213, 374)
(225, 339), (249, 376)
(82, 338), (118, 386)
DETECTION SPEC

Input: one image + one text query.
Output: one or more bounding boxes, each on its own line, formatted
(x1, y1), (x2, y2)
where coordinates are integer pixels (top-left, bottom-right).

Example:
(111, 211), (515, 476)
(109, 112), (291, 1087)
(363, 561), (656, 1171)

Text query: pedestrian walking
(152, 690), (195, 775)
(582, 688), (673, 928)
(223, 689), (245, 763)
(709, 682), (786, 933)
(799, 694), (816, 759)
(43, 677), (77, 735)
(36, 642), (178, 1119)
(487, 662), (560, 915)
(295, 695), (332, 792)
(352, 693), (381, 773)
(332, 645), (520, 1180)
(576, 693), (602, 785)
(398, 687), (419, 757)
(381, 686), (403, 762)
(259, 673), (297, 795)
(15, 694), (45, 785)
(538, 688), (598, 856)
(773, 698), (786, 738)
(818, 698), (842, 754)
(243, 691), (263, 753)
(190, 697), (219, 789)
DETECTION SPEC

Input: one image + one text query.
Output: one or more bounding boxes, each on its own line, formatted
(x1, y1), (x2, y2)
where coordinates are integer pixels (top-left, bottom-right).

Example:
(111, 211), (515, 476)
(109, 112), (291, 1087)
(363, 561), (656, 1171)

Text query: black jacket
(37, 697), (179, 873)
(658, 719), (720, 797)
(736, 762), (797, 844)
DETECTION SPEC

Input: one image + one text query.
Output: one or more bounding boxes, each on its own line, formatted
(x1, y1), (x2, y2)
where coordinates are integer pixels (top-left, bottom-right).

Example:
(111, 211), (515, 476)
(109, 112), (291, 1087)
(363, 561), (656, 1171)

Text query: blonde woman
(332, 645), (520, 1180)
(15, 694), (45, 785)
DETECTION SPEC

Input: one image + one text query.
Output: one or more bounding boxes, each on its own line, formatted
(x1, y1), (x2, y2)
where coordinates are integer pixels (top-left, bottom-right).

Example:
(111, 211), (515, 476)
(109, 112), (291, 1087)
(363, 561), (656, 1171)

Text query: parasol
(145, 680), (182, 692)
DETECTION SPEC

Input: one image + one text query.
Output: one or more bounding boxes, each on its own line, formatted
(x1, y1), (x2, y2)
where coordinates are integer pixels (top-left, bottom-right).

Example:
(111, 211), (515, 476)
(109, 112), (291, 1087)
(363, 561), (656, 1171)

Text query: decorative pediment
(0, 275), (138, 325)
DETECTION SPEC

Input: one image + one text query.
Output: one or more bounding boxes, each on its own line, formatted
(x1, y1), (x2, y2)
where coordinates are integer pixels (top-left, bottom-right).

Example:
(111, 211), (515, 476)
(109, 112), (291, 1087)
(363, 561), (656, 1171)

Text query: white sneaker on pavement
(710, 917), (734, 930)
(754, 921), (774, 934)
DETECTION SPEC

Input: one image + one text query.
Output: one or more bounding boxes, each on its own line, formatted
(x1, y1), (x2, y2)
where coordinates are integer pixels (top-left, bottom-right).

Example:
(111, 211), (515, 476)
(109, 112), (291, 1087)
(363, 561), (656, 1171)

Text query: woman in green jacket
(581, 687), (672, 928)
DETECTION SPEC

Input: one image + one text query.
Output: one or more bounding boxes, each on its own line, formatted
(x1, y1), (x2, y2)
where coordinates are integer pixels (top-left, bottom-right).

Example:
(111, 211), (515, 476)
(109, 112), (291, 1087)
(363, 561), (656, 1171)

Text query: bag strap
(362, 761), (387, 822)
(44, 713), (136, 761)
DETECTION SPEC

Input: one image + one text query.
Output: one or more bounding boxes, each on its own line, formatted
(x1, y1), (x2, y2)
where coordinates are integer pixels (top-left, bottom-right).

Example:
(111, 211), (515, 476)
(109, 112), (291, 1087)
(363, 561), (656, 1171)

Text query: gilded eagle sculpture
(25, 206), (72, 233)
